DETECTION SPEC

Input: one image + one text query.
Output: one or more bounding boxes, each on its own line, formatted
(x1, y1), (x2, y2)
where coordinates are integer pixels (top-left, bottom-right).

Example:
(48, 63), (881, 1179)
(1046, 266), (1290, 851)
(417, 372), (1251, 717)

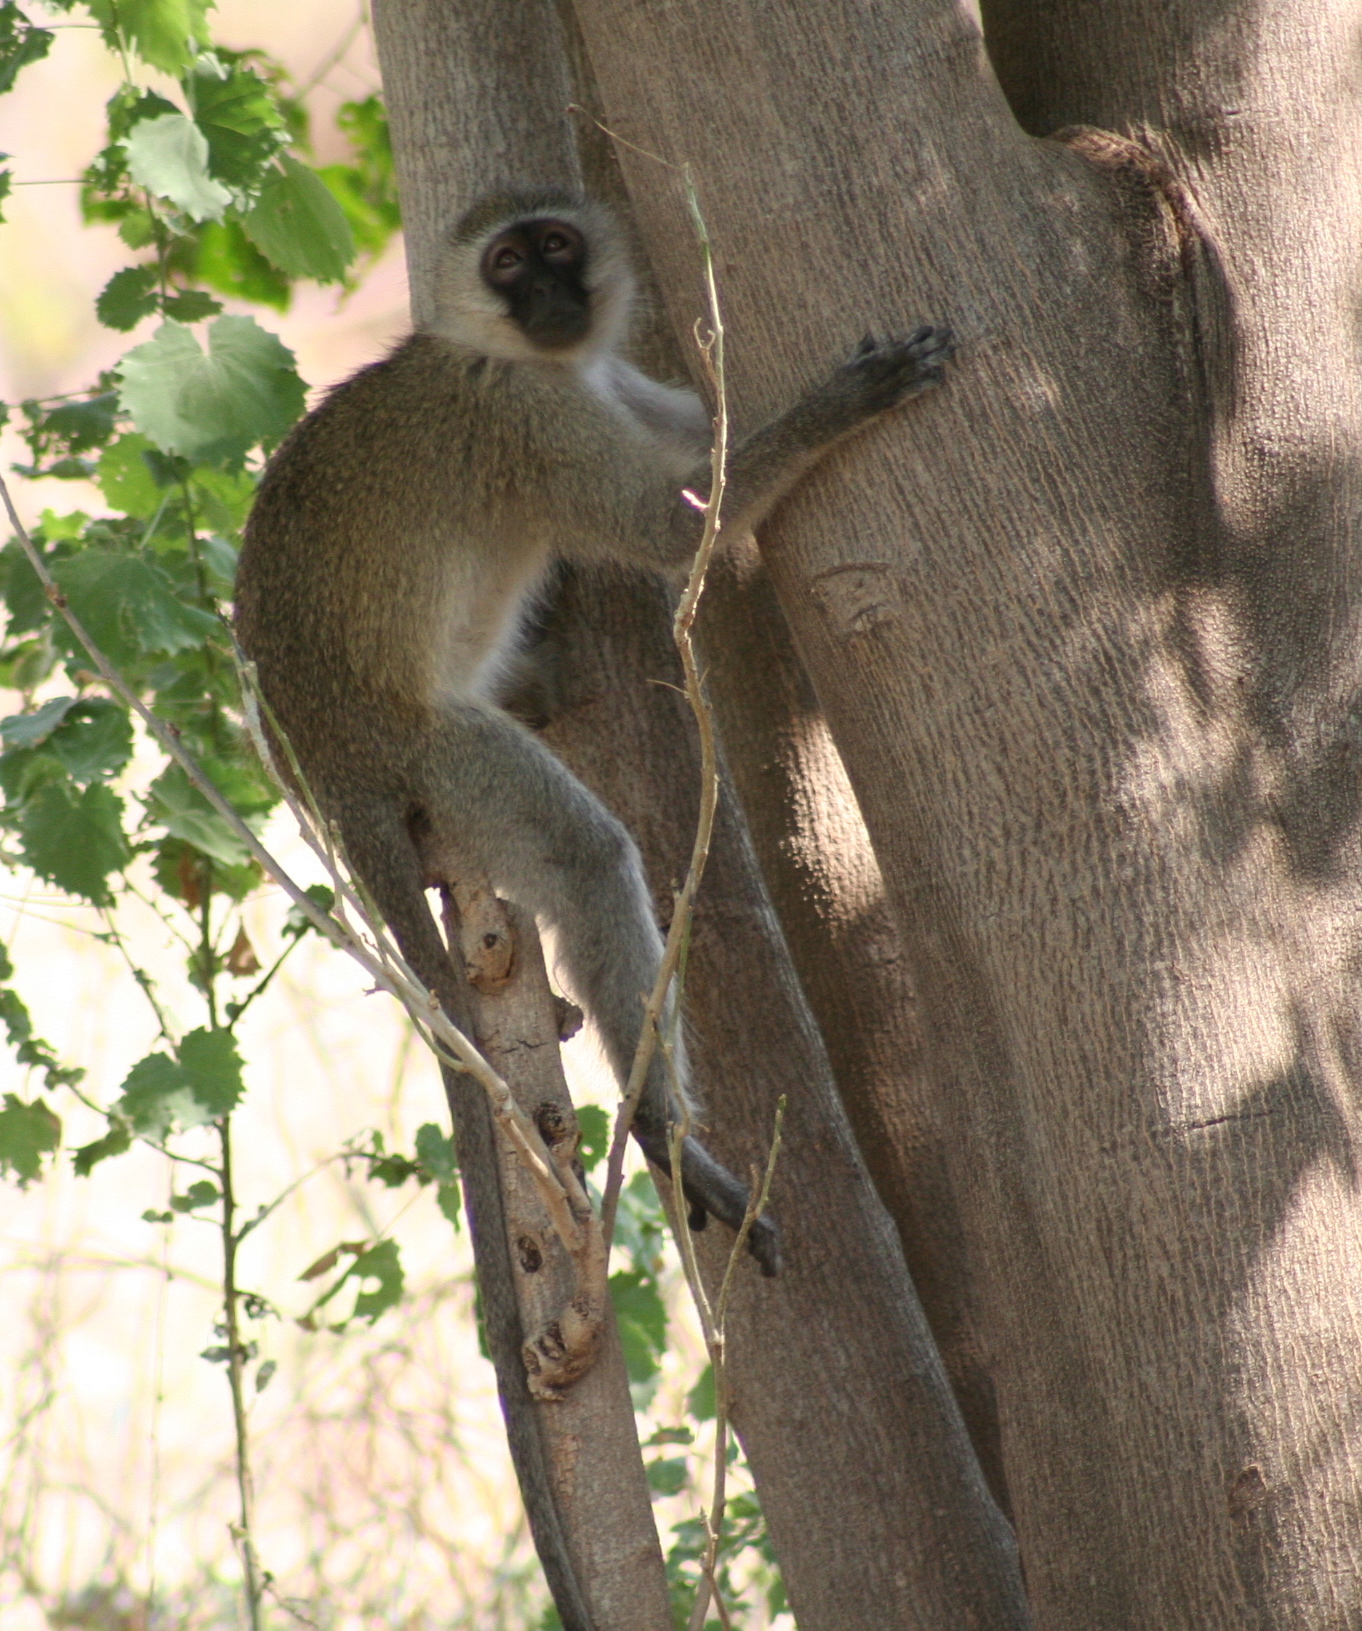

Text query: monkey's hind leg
(413, 702), (780, 1275)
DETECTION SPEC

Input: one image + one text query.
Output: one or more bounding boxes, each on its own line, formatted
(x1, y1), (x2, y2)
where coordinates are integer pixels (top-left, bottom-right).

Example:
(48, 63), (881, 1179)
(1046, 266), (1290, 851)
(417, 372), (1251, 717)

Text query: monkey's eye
(491, 246), (523, 271)
(539, 226), (582, 263)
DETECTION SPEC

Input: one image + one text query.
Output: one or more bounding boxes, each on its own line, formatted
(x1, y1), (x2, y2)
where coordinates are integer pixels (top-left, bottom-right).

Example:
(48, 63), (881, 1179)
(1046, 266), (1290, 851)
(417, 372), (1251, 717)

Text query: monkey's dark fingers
(842, 324), (955, 414)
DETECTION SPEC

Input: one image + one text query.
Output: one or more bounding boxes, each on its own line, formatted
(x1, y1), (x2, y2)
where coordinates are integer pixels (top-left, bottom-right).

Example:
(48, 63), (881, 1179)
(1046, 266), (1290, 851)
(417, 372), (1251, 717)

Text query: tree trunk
(570, 0), (1362, 1626)
(371, 2), (1029, 1627)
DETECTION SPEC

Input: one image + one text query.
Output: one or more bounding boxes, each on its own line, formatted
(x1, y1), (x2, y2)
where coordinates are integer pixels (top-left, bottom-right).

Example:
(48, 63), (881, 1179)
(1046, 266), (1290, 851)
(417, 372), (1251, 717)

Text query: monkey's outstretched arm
(558, 326), (954, 570)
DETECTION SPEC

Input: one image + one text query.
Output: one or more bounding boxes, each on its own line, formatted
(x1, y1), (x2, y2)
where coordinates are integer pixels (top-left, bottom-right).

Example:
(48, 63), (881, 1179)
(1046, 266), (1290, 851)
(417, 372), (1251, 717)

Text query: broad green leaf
(574, 1103), (609, 1172)
(72, 1120), (131, 1176)
(197, 531), (238, 591)
(0, 747), (65, 806)
(177, 1025), (242, 1117)
(96, 266), (159, 332)
(52, 551), (219, 666)
(0, 1094), (60, 1185)
(190, 464), (254, 531)
(609, 1268), (667, 1385)
(244, 153), (354, 284)
(147, 763), (251, 866)
(84, 0), (214, 75)
(46, 700), (133, 783)
(415, 1121), (457, 1182)
(124, 113), (231, 223)
(686, 1362), (715, 1423)
(1, 694), (78, 748)
(0, 538), (50, 634)
(152, 835), (258, 905)
(19, 780), (129, 905)
(42, 393), (120, 450)
(0, 165), (11, 224)
(349, 1238), (403, 1323)
(106, 85), (181, 144)
(97, 433), (164, 515)
(0, 4), (53, 97)
(645, 1457), (688, 1497)
(170, 1177), (218, 1211)
(191, 57), (284, 186)
(413, 1124), (463, 1226)
(117, 316), (305, 462)
(192, 218), (289, 308)
(320, 96), (399, 264)
(118, 1050), (201, 1137)
(161, 289), (221, 323)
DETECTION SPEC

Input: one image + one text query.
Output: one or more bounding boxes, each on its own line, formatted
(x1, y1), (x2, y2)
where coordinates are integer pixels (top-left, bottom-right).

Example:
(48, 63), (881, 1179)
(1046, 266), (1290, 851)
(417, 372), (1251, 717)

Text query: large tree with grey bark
(371, 2), (1362, 1627)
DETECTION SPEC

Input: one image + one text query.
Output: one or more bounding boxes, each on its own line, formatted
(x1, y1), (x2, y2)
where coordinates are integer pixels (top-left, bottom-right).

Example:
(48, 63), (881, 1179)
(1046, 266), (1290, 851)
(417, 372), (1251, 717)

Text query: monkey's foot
(635, 1125), (782, 1277)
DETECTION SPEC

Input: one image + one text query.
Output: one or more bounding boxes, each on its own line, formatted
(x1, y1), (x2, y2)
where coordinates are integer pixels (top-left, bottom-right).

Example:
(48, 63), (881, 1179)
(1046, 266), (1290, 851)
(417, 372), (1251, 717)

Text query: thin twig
(599, 163), (729, 1254)
(684, 1100), (785, 1631)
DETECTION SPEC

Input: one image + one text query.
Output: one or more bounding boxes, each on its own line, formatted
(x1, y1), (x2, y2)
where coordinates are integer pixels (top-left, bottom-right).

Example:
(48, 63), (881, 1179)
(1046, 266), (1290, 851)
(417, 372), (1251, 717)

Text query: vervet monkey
(236, 186), (950, 1623)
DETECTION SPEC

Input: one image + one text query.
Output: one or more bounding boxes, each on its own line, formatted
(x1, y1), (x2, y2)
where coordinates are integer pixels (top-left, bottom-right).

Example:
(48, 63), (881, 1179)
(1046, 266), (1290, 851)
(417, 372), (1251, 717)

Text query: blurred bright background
(0, 6), (771, 1628)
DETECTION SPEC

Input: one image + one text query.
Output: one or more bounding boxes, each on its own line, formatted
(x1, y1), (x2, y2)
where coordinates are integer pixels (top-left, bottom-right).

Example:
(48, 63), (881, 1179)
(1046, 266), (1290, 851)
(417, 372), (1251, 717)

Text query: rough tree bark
(569, 1), (1362, 1628)
(371, 2), (1028, 1628)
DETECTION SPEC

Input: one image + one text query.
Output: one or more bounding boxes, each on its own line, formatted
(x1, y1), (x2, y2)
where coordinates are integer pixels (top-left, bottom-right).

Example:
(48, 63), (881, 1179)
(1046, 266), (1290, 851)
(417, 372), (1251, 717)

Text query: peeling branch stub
(441, 886), (606, 1400)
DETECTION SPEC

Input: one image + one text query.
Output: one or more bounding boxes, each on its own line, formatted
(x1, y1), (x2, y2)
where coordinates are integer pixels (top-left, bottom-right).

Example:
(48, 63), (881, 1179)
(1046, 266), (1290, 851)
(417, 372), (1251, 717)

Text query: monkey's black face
(481, 217), (592, 351)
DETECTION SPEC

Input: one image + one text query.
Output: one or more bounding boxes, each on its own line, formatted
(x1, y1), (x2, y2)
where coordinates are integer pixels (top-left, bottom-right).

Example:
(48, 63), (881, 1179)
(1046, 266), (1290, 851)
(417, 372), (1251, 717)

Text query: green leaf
(0, 747), (64, 807)
(574, 1103), (609, 1172)
(436, 1182), (462, 1228)
(0, 165), (11, 224)
(124, 113), (231, 223)
(147, 763), (251, 866)
(117, 1050), (214, 1137)
(73, 1120), (131, 1176)
(117, 316), (306, 462)
(97, 265), (159, 332)
(106, 85), (181, 144)
(414, 1121), (457, 1182)
(52, 550), (219, 666)
(161, 288), (222, 323)
(686, 1363), (715, 1423)
(319, 96), (399, 266)
(645, 1456), (688, 1497)
(243, 153), (354, 284)
(18, 780), (129, 905)
(96, 433), (164, 515)
(83, 0), (215, 75)
(191, 57), (285, 186)
(177, 1026), (242, 1117)
(609, 1268), (667, 1385)
(283, 883), (333, 940)
(348, 1238), (403, 1323)
(1, 694), (78, 748)
(43, 393), (120, 452)
(0, 1094), (60, 1185)
(190, 464), (253, 532)
(45, 700), (134, 783)
(0, 4), (53, 97)
(170, 1176), (218, 1211)
(191, 217), (290, 308)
